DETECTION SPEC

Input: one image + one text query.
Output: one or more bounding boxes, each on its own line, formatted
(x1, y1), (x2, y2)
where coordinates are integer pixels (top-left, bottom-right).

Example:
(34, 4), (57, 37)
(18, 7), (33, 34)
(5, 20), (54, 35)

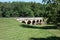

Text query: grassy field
(0, 18), (60, 40)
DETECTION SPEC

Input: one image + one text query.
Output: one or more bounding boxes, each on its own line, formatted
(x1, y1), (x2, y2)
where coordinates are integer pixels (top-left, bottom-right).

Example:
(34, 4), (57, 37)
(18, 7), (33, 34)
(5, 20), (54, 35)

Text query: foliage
(0, 2), (44, 17)
(43, 0), (60, 24)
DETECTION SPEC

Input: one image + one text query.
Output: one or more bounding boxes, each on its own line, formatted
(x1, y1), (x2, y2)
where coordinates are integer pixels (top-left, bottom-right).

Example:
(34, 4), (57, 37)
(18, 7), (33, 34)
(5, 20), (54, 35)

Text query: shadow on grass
(30, 36), (60, 40)
(21, 24), (57, 29)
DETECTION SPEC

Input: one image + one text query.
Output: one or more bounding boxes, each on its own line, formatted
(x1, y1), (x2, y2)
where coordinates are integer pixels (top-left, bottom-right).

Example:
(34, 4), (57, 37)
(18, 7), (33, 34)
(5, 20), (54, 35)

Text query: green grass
(0, 18), (60, 40)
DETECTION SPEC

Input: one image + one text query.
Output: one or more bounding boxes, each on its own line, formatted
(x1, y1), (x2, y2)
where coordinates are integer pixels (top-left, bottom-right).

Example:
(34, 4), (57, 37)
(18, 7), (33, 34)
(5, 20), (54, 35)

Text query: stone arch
(22, 21), (26, 23)
(27, 20), (31, 24)
(32, 20), (35, 25)
(37, 20), (39, 23)
(36, 20), (39, 24)
(43, 19), (44, 21)
(40, 20), (42, 24)
(40, 20), (42, 22)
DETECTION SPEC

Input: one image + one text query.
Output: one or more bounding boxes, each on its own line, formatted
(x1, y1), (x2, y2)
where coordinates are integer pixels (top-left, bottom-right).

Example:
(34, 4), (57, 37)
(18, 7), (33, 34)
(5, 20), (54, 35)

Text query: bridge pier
(34, 20), (37, 25)
(30, 20), (33, 25)
(25, 21), (28, 24)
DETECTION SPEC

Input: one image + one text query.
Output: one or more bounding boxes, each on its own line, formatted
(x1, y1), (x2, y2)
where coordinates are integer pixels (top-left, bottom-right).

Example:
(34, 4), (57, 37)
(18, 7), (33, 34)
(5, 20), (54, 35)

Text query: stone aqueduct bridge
(17, 17), (46, 25)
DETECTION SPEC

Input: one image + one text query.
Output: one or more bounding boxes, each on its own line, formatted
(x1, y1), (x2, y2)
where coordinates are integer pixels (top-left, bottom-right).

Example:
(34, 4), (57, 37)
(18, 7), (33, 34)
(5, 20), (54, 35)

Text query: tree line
(0, 2), (45, 17)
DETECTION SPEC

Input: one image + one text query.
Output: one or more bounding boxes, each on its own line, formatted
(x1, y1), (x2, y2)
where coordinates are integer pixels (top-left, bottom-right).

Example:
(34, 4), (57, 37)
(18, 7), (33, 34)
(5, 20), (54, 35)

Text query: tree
(43, 0), (60, 24)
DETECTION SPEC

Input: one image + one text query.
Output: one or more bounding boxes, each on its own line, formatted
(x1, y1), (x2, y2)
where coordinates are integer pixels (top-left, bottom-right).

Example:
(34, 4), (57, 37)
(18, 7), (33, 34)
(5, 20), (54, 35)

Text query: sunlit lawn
(0, 18), (60, 40)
